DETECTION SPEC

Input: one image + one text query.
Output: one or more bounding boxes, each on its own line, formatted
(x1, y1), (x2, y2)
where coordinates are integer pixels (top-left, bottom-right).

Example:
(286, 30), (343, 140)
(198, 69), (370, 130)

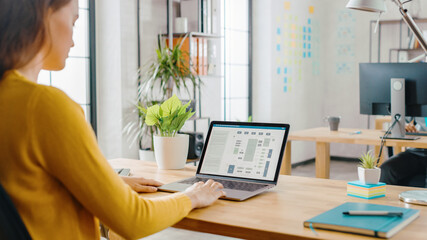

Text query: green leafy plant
(125, 35), (201, 149)
(139, 34), (201, 101)
(142, 95), (195, 137)
(358, 150), (378, 169)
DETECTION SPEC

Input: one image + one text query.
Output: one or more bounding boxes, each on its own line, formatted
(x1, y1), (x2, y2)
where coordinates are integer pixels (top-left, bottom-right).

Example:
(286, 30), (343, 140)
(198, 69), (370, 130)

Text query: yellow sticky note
(284, 2), (291, 10)
(309, 6), (315, 14)
(276, 58), (281, 64)
(291, 33), (296, 39)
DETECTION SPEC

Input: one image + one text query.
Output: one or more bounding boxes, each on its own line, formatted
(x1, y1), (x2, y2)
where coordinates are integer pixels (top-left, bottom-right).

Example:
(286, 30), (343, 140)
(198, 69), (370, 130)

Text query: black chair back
(0, 183), (32, 239)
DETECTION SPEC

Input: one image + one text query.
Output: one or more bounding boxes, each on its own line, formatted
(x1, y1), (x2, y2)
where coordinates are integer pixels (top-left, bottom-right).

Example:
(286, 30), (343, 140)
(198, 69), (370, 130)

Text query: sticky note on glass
(309, 6), (314, 14)
(284, 2), (291, 10)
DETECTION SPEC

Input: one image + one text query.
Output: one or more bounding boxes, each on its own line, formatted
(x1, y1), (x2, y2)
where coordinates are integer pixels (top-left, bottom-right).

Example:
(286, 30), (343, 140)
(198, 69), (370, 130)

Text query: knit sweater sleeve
(29, 86), (192, 239)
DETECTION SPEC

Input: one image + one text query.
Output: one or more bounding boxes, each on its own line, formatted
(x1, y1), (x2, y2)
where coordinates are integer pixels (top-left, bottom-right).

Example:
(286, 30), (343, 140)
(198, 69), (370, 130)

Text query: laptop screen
(199, 123), (288, 181)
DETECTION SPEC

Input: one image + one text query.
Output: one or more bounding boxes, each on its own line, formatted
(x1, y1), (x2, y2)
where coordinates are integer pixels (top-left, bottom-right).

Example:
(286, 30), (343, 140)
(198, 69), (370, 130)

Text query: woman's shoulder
(3, 70), (74, 102)
(2, 70), (80, 110)
(29, 82), (86, 132)
(33, 84), (83, 116)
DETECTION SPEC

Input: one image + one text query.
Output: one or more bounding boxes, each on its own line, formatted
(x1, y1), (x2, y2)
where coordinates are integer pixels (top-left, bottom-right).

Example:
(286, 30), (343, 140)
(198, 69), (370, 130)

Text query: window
(37, 0), (96, 132)
(221, 0), (251, 121)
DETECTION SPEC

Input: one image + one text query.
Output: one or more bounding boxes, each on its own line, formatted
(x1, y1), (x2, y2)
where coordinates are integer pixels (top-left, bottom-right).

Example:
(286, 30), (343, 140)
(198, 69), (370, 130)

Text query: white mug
(175, 17), (188, 33)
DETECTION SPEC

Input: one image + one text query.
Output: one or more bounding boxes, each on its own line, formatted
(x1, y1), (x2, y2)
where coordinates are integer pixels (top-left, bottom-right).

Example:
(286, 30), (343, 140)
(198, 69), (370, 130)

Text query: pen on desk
(342, 211), (403, 217)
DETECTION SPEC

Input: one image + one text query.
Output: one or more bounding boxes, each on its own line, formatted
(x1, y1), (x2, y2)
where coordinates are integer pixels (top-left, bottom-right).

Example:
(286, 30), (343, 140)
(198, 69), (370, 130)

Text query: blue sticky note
(303, 35), (306, 40)
(277, 67), (280, 74)
(303, 26), (306, 33)
(308, 43), (311, 49)
(277, 28), (281, 34)
(308, 18), (311, 24)
(284, 67), (287, 74)
(284, 86), (287, 92)
(284, 77), (287, 83)
(308, 52), (311, 58)
(308, 35), (311, 41)
(303, 52), (306, 58)
(308, 27), (311, 33)
(303, 43), (306, 49)
(348, 181), (386, 188)
(276, 44), (280, 51)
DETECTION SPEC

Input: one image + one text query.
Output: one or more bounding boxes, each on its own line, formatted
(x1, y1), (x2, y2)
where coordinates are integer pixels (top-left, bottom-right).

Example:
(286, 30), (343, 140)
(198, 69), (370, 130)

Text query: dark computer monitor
(359, 63), (427, 117)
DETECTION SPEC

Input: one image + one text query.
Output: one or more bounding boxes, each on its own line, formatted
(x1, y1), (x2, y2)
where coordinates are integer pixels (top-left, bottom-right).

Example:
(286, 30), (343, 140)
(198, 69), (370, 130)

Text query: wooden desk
(109, 159), (427, 240)
(281, 127), (427, 179)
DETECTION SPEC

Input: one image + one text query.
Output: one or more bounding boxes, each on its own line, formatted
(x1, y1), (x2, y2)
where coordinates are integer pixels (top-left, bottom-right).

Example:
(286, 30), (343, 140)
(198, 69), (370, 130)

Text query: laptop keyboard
(179, 177), (269, 192)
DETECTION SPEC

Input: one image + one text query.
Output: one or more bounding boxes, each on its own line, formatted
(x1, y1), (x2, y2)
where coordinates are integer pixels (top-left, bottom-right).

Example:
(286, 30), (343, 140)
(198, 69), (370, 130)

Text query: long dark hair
(0, 0), (71, 80)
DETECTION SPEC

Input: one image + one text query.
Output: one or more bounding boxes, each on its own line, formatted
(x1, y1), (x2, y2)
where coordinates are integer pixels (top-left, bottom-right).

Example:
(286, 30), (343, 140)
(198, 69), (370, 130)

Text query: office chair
(0, 183), (32, 240)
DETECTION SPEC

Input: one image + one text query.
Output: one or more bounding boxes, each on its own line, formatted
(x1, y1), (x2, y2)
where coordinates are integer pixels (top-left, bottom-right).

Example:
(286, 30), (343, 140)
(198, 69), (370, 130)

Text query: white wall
(96, 0), (139, 159)
(253, 0), (427, 163)
(253, 0), (326, 163)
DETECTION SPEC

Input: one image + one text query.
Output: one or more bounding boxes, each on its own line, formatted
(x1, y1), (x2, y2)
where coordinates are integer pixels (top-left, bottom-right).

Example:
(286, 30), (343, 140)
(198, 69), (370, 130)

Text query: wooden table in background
(109, 159), (427, 240)
(280, 127), (427, 179)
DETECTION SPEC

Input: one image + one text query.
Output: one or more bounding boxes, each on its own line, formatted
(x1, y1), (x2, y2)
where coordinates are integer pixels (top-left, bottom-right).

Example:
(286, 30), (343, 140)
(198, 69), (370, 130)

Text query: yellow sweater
(0, 70), (192, 239)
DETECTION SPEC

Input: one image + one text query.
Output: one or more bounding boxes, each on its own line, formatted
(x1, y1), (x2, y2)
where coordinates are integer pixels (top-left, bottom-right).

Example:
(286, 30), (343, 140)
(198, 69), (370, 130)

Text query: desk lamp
(347, 0), (427, 206)
(347, 0), (427, 58)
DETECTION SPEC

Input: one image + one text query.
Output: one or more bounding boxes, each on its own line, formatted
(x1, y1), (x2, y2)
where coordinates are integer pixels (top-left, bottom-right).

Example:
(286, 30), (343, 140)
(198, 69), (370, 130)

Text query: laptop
(158, 121), (290, 201)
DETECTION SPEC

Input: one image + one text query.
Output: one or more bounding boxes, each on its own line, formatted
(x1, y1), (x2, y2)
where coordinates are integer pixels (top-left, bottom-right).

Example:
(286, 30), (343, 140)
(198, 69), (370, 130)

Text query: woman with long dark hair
(0, 0), (224, 239)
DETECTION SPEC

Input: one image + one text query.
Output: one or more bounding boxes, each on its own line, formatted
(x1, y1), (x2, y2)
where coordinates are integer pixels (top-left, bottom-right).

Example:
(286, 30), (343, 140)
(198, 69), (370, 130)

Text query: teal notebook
(304, 202), (419, 238)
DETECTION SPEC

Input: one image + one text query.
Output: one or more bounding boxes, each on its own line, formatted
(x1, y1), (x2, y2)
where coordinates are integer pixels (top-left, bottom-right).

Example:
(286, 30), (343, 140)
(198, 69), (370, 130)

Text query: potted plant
(142, 95), (195, 169)
(357, 151), (381, 185)
(125, 35), (200, 159)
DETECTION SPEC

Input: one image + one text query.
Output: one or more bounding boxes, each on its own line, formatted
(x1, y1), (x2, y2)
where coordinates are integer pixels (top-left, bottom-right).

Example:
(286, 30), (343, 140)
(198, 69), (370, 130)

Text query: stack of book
(347, 181), (386, 199)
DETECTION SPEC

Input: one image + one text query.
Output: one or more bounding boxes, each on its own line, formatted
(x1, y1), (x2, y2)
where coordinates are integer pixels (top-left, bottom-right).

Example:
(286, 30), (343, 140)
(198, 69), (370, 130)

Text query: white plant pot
(138, 149), (155, 162)
(358, 167), (381, 185)
(153, 134), (189, 169)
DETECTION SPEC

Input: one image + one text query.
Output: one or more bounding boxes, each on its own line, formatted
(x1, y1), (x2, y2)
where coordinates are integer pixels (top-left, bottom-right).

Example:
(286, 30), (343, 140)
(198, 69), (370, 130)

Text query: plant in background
(143, 95), (195, 137)
(358, 150), (377, 169)
(139, 34), (201, 101)
(125, 35), (200, 150)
